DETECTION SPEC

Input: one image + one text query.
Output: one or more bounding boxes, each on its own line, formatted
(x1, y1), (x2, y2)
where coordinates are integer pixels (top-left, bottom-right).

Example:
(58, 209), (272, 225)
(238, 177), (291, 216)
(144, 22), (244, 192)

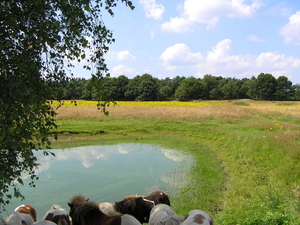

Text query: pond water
(1, 143), (193, 220)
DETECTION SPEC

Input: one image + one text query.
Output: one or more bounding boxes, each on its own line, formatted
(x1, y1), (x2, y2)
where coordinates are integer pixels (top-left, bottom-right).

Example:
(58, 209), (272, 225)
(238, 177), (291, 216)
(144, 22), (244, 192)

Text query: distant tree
(63, 78), (87, 100)
(115, 75), (130, 100)
(239, 78), (251, 99)
(157, 77), (172, 100)
(136, 74), (159, 101)
(0, 0), (134, 211)
(100, 75), (129, 101)
(170, 76), (186, 97)
(124, 74), (159, 101)
(242, 76), (258, 99)
(174, 77), (203, 100)
(256, 73), (277, 100)
(210, 79), (226, 99)
(275, 76), (293, 100)
(220, 78), (242, 99)
(201, 75), (219, 100)
(124, 76), (141, 101)
(291, 84), (300, 100)
(81, 78), (96, 100)
(158, 86), (173, 100)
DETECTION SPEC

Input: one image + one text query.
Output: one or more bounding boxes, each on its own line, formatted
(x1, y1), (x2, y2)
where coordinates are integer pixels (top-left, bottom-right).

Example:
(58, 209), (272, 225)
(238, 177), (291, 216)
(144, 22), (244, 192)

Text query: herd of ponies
(1, 191), (213, 225)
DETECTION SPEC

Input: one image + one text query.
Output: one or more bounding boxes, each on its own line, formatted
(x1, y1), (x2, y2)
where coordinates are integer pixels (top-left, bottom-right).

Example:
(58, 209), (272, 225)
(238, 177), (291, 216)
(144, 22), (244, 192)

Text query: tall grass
(51, 100), (300, 224)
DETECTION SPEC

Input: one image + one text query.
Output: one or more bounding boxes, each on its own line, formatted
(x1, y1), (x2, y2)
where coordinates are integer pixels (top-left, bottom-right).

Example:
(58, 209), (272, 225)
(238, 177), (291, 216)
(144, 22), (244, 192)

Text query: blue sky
(72, 0), (300, 84)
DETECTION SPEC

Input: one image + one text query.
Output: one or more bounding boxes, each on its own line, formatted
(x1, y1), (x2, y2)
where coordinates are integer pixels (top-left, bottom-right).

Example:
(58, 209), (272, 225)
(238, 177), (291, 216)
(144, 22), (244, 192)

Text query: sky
(72, 0), (300, 84)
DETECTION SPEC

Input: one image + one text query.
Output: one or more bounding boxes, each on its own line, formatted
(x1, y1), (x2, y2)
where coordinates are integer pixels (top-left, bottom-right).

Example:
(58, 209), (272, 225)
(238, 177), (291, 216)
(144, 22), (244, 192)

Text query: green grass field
(50, 100), (300, 225)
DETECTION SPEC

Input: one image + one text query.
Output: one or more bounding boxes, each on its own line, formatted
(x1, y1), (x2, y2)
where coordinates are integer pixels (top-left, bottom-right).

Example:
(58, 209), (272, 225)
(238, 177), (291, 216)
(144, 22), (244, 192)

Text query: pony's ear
(86, 198), (89, 201)
(68, 203), (73, 208)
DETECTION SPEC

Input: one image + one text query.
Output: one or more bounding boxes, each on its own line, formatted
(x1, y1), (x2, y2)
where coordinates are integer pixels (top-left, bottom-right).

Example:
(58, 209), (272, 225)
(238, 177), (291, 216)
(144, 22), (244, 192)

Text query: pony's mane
(99, 202), (122, 216)
(121, 195), (142, 201)
(43, 204), (69, 220)
(69, 195), (87, 205)
(50, 205), (65, 211)
(116, 196), (139, 211)
(71, 200), (102, 223)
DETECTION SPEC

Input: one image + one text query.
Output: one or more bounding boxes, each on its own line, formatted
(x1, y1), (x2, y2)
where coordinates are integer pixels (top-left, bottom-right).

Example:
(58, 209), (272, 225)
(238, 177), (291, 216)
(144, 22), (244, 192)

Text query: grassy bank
(51, 100), (300, 224)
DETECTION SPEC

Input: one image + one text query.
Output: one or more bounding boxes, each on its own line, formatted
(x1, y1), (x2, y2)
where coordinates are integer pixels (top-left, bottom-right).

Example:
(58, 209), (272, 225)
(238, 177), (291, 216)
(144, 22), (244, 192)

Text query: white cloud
(159, 43), (203, 71)
(163, 0), (263, 31)
(139, 0), (164, 20)
(247, 35), (264, 42)
(160, 39), (300, 80)
(161, 17), (192, 33)
(117, 51), (137, 61)
(207, 39), (232, 63)
(111, 65), (138, 77)
(256, 52), (300, 69)
(280, 11), (300, 45)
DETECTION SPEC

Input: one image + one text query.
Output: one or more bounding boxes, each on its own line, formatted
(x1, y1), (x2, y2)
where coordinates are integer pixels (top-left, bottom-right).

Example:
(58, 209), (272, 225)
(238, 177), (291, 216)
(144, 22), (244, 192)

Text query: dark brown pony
(115, 191), (171, 223)
(144, 191), (171, 206)
(114, 196), (153, 224)
(68, 195), (141, 225)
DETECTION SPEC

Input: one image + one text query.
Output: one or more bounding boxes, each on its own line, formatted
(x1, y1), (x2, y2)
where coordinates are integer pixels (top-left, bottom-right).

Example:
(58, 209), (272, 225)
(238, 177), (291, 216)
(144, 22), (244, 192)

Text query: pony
(149, 204), (213, 225)
(114, 191), (171, 223)
(14, 204), (37, 222)
(42, 205), (71, 225)
(68, 195), (142, 225)
(114, 196), (154, 223)
(4, 211), (35, 225)
(148, 204), (184, 225)
(181, 210), (213, 225)
(33, 221), (57, 225)
(144, 191), (171, 206)
(4, 204), (37, 225)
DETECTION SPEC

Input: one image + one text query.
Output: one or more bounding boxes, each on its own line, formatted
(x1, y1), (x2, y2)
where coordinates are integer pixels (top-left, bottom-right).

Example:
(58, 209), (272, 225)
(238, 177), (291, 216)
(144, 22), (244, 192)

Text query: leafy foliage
(47, 73), (300, 101)
(0, 0), (134, 212)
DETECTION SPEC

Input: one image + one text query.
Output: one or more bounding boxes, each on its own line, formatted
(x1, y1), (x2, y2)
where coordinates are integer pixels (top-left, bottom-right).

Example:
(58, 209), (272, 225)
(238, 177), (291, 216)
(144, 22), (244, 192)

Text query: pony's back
(182, 210), (213, 225)
(33, 221), (56, 225)
(149, 204), (184, 225)
(42, 205), (71, 225)
(6, 211), (35, 225)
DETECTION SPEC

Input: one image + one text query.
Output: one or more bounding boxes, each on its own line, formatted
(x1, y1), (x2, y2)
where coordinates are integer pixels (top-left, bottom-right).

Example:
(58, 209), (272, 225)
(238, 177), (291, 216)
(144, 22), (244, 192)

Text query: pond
(1, 143), (193, 220)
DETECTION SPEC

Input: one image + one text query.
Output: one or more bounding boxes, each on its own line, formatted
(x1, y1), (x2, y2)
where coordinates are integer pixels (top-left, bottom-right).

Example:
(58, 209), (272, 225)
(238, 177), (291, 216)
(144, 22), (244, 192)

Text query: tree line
(48, 73), (300, 101)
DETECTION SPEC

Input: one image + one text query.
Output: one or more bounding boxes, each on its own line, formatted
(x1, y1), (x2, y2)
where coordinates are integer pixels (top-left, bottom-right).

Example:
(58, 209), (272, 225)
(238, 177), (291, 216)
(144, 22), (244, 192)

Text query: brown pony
(144, 191), (171, 206)
(14, 204), (37, 222)
(114, 191), (171, 224)
(68, 195), (141, 225)
(3, 204), (36, 225)
(114, 196), (153, 224)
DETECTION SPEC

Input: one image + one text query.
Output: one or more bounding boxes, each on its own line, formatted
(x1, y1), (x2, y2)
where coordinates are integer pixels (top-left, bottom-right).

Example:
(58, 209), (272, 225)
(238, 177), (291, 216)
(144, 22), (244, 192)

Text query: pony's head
(68, 194), (90, 219)
(144, 191), (171, 206)
(69, 200), (102, 225)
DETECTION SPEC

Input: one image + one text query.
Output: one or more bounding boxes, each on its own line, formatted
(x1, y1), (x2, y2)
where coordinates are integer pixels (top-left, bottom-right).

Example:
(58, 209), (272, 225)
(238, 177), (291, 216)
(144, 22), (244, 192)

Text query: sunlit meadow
(51, 100), (300, 225)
